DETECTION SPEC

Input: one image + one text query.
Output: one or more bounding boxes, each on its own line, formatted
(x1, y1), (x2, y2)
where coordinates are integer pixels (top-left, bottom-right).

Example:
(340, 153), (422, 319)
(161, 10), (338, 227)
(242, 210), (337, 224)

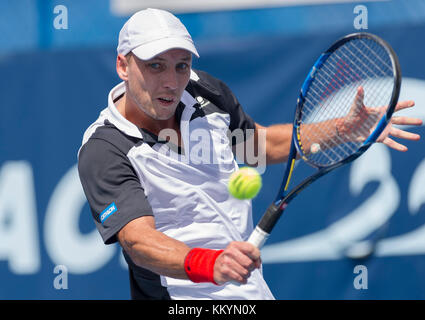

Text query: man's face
(126, 49), (192, 121)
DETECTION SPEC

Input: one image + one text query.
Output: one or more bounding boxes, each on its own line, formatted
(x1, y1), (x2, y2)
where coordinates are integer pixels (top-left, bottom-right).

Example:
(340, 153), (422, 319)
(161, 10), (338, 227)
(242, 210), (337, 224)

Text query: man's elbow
(117, 216), (155, 268)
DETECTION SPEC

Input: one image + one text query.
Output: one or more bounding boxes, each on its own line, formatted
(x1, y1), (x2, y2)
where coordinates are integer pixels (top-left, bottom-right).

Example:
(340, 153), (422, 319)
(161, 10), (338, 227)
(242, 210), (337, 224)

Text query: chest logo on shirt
(100, 202), (117, 224)
(196, 96), (211, 108)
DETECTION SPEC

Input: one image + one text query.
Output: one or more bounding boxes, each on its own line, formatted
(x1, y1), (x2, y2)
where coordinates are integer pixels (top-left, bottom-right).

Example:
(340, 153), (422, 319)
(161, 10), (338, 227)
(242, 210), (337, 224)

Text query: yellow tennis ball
(228, 167), (262, 200)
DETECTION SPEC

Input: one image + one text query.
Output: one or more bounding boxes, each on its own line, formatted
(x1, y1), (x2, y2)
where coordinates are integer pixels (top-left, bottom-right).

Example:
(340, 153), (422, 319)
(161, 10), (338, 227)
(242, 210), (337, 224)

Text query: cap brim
(132, 37), (199, 60)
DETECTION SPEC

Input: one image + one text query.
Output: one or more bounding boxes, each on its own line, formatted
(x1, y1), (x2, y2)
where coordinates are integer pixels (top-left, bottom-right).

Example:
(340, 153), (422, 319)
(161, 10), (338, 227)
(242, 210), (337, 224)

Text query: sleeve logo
(100, 202), (117, 224)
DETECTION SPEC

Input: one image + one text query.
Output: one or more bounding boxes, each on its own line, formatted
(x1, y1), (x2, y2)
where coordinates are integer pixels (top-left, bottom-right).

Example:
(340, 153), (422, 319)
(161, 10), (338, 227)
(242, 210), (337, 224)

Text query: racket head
(294, 32), (401, 169)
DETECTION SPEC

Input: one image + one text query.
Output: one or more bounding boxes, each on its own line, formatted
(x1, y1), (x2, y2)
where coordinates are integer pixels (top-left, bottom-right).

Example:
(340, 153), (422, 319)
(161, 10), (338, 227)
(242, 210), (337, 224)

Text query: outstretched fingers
(391, 116), (423, 127)
(388, 126), (421, 141)
(381, 136), (408, 152)
(395, 100), (415, 112)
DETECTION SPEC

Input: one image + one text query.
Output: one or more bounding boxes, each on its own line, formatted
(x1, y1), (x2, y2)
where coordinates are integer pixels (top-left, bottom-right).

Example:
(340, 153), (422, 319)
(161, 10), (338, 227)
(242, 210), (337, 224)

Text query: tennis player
(78, 8), (421, 300)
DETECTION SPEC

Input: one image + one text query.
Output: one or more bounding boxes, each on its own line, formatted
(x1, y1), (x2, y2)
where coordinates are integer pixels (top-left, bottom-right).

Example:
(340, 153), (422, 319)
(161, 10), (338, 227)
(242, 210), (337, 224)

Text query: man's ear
(116, 53), (130, 81)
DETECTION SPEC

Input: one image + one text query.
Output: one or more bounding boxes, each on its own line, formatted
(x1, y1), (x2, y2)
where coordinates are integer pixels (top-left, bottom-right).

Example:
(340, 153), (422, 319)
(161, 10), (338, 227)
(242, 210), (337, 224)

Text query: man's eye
(149, 63), (161, 70)
(177, 63), (189, 71)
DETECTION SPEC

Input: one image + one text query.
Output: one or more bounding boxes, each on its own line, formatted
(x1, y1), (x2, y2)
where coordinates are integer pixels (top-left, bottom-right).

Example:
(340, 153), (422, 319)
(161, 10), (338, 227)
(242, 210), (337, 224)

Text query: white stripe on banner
(110, 0), (389, 15)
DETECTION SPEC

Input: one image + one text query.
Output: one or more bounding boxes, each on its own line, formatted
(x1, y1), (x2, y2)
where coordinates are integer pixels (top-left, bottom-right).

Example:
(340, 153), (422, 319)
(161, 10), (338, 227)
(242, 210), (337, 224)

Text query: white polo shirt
(78, 69), (274, 300)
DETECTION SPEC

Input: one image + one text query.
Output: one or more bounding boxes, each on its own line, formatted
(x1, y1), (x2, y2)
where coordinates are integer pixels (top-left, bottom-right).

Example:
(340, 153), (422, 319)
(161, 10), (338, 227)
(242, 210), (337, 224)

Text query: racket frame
(248, 32), (401, 249)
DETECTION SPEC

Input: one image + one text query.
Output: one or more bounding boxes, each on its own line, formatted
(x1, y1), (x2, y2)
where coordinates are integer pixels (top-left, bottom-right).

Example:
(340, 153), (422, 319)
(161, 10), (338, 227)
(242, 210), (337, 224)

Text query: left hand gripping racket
(248, 32), (401, 248)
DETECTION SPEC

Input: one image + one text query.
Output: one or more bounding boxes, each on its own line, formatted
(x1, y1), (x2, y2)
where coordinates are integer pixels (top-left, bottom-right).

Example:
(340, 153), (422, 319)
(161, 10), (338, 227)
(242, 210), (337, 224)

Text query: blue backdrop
(1, 0), (425, 299)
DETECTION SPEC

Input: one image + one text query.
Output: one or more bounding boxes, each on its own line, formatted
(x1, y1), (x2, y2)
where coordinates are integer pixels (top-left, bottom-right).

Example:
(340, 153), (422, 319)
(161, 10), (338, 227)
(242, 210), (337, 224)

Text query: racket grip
(247, 226), (270, 249)
(258, 203), (283, 234)
(248, 203), (283, 249)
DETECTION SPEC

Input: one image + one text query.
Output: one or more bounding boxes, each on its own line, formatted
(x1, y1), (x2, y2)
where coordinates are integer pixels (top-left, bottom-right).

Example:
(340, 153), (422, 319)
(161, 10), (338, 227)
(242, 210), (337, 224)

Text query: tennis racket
(248, 32), (401, 249)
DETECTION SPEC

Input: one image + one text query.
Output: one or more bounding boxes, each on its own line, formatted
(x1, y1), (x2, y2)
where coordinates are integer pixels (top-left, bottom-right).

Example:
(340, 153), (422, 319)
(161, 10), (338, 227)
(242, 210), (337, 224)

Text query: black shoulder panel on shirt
(88, 119), (143, 154)
(188, 69), (256, 134)
(78, 122), (153, 245)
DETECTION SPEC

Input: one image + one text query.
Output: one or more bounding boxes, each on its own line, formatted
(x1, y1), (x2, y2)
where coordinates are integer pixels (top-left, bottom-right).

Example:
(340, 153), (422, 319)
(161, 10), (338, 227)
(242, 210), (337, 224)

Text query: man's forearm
(118, 216), (191, 279)
(256, 123), (293, 164)
(257, 119), (350, 164)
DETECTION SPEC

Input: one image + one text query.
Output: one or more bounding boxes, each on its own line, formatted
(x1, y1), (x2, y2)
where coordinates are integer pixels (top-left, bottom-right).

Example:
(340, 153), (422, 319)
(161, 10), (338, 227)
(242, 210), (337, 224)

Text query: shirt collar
(107, 81), (144, 139)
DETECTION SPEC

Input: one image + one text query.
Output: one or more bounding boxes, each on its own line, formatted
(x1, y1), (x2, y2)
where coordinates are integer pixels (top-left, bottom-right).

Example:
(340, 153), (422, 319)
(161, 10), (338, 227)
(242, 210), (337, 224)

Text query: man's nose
(162, 69), (178, 90)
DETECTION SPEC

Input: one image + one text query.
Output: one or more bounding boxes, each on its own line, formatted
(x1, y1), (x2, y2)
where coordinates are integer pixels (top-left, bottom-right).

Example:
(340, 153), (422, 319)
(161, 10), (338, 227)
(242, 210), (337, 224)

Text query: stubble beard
(128, 86), (177, 121)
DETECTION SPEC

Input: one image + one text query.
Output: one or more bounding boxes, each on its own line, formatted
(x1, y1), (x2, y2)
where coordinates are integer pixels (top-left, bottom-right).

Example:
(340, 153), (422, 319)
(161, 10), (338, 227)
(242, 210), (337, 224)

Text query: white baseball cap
(117, 8), (199, 60)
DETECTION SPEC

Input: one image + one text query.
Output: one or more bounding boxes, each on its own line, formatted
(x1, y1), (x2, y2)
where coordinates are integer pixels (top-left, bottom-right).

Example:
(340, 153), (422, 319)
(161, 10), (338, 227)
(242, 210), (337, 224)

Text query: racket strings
(303, 88), (387, 165)
(299, 38), (394, 167)
(341, 41), (394, 107)
(310, 42), (391, 128)
(301, 74), (365, 162)
(300, 99), (354, 162)
(301, 85), (361, 163)
(303, 80), (387, 165)
(317, 39), (392, 113)
(302, 59), (370, 150)
(350, 40), (393, 77)
(322, 52), (391, 138)
(302, 60), (388, 161)
(331, 41), (393, 137)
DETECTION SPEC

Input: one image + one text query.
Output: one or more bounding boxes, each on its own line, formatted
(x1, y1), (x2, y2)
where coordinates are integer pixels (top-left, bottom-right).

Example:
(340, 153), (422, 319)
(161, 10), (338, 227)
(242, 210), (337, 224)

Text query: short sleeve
(78, 137), (153, 244)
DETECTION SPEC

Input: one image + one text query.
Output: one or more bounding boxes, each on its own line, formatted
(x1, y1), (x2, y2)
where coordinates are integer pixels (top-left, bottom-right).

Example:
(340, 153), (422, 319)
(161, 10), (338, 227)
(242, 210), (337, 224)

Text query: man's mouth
(158, 96), (175, 106)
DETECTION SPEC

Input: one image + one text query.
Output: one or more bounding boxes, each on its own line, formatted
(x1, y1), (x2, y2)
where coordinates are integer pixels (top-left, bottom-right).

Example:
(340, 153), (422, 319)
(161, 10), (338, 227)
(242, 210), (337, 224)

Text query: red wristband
(184, 248), (224, 285)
